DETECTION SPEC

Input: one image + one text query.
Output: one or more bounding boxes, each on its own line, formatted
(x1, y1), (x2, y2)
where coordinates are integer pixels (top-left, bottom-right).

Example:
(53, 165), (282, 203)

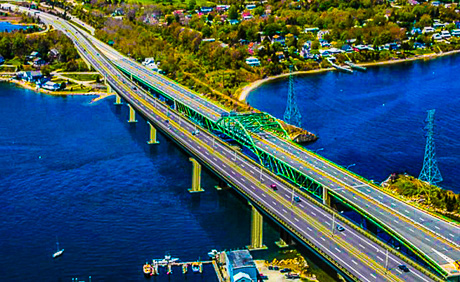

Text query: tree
(188, 0), (196, 11)
(228, 6), (238, 20)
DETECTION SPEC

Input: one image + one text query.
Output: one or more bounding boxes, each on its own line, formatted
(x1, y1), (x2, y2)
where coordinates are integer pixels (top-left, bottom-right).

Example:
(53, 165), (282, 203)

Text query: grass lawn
(61, 73), (101, 81)
(5, 57), (23, 66)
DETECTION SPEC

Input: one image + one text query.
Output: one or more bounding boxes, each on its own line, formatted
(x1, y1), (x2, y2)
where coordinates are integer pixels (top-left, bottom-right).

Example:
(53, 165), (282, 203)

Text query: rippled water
(247, 55), (460, 193)
(0, 83), (334, 281)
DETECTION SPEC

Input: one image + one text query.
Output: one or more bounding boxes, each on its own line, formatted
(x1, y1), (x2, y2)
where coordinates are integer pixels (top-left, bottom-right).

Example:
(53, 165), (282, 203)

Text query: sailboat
(53, 238), (64, 258)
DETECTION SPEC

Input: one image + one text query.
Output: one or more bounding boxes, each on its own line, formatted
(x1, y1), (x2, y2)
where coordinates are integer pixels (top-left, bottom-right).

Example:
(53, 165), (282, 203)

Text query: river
(0, 83), (334, 281)
(247, 55), (460, 193)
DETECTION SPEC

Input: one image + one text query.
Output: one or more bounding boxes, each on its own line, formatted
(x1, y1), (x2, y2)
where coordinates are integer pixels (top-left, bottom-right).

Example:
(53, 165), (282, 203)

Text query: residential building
(19, 71), (43, 82)
(432, 33), (442, 40)
(0, 54), (4, 64)
(246, 4), (256, 10)
(422, 27), (435, 34)
(304, 27), (319, 33)
(225, 250), (257, 282)
(272, 35), (285, 45)
(48, 48), (60, 61)
(27, 51), (40, 60)
(452, 29), (460, 37)
(200, 7), (213, 14)
(42, 81), (61, 91)
(32, 57), (46, 68)
(341, 44), (354, 52)
(245, 56), (260, 67)
(441, 30), (451, 39)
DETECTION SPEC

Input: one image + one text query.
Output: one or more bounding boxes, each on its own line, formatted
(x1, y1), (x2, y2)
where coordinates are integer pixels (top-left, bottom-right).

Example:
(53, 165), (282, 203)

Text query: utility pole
(419, 109), (443, 186)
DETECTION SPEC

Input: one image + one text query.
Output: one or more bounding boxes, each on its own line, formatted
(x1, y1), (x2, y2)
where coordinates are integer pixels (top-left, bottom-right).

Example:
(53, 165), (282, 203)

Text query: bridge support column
(247, 204), (267, 251)
(147, 121), (159, 145)
(323, 186), (330, 206)
(214, 179), (229, 190)
(188, 157), (204, 193)
(127, 104), (137, 123)
(275, 228), (294, 248)
(114, 93), (122, 105)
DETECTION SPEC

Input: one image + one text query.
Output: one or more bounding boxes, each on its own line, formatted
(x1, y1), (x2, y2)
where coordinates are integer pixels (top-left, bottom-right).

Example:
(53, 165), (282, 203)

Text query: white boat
(154, 252), (179, 264)
(53, 240), (64, 258)
(208, 249), (218, 259)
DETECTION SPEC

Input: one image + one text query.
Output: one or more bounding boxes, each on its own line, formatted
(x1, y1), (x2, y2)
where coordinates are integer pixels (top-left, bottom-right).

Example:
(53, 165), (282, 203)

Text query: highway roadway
(5, 4), (454, 280)
(34, 9), (459, 275)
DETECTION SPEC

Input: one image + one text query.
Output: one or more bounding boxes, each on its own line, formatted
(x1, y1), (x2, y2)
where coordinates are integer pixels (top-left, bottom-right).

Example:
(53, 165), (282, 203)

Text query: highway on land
(6, 5), (439, 281)
(69, 20), (460, 273)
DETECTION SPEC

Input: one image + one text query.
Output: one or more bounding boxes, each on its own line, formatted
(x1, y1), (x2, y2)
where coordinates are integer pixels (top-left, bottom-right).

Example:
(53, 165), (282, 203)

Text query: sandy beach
(238, 49), (460, 101)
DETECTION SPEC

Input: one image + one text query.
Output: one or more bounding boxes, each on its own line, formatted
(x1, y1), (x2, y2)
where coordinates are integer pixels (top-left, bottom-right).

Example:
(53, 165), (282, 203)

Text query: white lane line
(311, 212), (317, 216)
(449, 233), (455, 237)
(306, 227), (312, 232)
(334, 247), (342, 253)
(294, 218), (299, 222)
(370, 274), (376, 279)
(359, 244), (365, 249)
(435, 226), (440, 230)
(261, 194), (266, 198)
(321, 237), (326, 242)
(272, 201), (277, 206)
(409, 229), (415, 233)
(352, 260), (358, 265)
(377, 256), (384, 262)
(283, 209), (288, 214)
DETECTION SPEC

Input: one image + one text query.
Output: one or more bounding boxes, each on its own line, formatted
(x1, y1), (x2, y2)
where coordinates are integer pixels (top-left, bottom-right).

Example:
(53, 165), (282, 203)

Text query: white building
(245, 57), (260, 67)
(42, 81), (61, 91)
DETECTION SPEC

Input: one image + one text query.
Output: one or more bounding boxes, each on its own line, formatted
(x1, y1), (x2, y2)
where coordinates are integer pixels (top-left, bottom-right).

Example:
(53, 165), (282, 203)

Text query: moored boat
(143, 262), (152, 277)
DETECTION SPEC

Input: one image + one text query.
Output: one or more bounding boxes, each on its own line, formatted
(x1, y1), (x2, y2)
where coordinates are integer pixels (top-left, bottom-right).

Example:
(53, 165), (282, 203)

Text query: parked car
(280, 268), (291, 273)
(286, 272), (300, 279)
(398, 264), (410, 272)
(270, 184), (277, 190)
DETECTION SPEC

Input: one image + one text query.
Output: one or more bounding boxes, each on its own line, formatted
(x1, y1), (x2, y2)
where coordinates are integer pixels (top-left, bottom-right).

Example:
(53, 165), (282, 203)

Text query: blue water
(0, 21), (30, 32)
(0, 83), (334, 281)
(247, 55), (460, 193)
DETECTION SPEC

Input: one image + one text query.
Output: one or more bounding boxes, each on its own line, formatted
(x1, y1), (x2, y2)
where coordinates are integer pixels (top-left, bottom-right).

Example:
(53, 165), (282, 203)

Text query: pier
(344, 61), (367, 71)
(327, 58), (353, 73)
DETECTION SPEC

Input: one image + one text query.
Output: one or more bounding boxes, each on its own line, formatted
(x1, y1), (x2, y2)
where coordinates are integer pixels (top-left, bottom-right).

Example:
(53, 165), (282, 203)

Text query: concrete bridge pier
(188, 157), (204, 193)
(127, 104), (137, 123)
(147, 121), (159, 145)
(114, 93), (122, 105)
(323, 186), (330, 206)
(247, 204), (267, 251)
(275, 228), (294, 248)
(214, 179), (229, 190)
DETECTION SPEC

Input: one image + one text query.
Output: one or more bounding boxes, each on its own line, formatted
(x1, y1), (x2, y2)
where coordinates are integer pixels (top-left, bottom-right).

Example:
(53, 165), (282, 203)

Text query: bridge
(5, 4), (460, 281)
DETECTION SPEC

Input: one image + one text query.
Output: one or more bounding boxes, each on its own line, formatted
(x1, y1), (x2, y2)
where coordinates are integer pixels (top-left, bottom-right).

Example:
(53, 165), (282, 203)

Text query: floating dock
(344, 61), (367, 71)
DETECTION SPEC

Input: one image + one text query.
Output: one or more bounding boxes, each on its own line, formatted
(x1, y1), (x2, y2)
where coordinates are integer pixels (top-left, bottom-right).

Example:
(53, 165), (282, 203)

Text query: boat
(143, 262), (152, 277)
(208, 249), (219, 259)
(182, 263), (188, 274)
(155, 252), (179, 265)
(52, 238), (64, 258)
(151, 260), (159, 276)
(191, 261), (202, 273)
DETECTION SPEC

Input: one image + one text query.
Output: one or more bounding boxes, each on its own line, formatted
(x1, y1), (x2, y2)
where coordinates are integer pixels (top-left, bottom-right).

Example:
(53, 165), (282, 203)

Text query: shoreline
(238, 49), (460, 101)
(0, 76), (108, 100)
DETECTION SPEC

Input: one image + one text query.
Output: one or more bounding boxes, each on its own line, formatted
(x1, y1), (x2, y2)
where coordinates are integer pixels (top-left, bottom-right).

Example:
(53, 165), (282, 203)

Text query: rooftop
(226, 250), (256, 269)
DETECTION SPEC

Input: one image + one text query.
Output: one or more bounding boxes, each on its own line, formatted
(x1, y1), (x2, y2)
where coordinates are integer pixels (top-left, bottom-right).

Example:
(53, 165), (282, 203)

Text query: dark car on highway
(270, 184), (277, 190)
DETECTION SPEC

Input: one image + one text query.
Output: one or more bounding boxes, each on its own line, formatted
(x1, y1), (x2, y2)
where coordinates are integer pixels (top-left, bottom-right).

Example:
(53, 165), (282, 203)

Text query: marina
(344, 61), (367, 71)
(327, 57), (353, 73)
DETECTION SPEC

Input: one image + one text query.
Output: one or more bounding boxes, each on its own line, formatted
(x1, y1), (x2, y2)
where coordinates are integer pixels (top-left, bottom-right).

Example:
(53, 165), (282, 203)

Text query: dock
(327, 58), (353, 73)
(344, 61), (367, 71)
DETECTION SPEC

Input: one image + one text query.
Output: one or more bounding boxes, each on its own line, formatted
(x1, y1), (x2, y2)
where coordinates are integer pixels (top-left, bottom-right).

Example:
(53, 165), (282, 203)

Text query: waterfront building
(19, 70), (43, 82)
(41, 81), (60, 91)
(225, 250), (257, 282)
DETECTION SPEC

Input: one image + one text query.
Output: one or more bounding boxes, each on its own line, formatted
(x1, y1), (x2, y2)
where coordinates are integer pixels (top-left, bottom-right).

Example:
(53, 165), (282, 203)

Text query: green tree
(188, 0), (196, 11)
(228, 6), (238, 20)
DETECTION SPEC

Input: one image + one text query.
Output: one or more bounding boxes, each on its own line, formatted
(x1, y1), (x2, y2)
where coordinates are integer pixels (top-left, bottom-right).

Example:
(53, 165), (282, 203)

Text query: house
(202, 38), (216, 42)
(200, 7), (213, 14)
(48, 48), (60, 60)
(452, 29), (460, 37)
(433, 22), (446, 29)
(0, 54), (4, 64)
(431, 1), (440, 6)
(341, 44), (354, 52)
(319, 39), (330, 47)
(225, 250), (257, 282)
(275, 51), (285, 60)
(242, 12), (252, 20)
(111, 8), (124, 17)
(414, 42), (426, 49)
(42, 81), (61, 91)
(245, 56), (260, 66)
(408, 0), (419, 5)
(272, 35), (285, 45)
(304, 27), (319, 33)
(441, 30), (451, 39)
(27, 51), (40, 60)
(246, 4), (256, 10)
(32, 57), (46, 68)
(422, 27), (435, 34)
(411, 28), (422, 35)
(20, 71), (43, 82)
(216, 5), (230, 12)
(432, 33), (442, 40)
(228, 19), (239, 25)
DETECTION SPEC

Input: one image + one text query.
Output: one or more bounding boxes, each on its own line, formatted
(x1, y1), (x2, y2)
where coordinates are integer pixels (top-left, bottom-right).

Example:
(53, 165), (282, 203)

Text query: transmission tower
(419, 109), (443, 185)
(283, 65), (302, 128)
